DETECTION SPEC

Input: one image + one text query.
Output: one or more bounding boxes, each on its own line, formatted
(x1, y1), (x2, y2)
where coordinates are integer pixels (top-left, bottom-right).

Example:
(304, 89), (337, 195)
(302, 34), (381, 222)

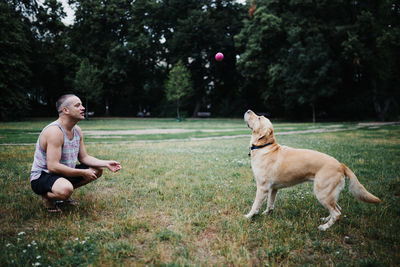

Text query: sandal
(47, 206), (62, 213)
(54, 198), (79, 206)
(65, 198), (79, 206)
(42, 196), (61, 213)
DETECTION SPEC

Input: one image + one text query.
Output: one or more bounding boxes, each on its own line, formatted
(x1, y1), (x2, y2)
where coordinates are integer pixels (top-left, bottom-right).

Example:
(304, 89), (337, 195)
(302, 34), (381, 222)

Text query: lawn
(0, 118), (399, 266)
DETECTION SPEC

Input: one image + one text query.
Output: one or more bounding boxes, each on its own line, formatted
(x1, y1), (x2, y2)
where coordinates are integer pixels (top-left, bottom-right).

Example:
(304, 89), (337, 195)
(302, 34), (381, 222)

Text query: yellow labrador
(244, 110), (381, 230)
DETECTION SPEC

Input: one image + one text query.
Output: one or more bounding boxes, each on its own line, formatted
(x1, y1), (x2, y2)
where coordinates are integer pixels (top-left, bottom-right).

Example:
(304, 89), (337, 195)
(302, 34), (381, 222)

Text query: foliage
(0, 0), (399, 120)
(235, 0), (400, 121)
(29, 0), (77, 115)
(73, 58), (102, 118)
(165, 60), (193, 119)
(0, 1), (32, 120)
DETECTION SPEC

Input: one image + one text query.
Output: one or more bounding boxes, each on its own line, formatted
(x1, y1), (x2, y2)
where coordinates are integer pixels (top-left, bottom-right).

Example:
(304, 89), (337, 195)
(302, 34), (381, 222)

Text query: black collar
(249, 142), (273, 157)
(251, 143), (273, 150)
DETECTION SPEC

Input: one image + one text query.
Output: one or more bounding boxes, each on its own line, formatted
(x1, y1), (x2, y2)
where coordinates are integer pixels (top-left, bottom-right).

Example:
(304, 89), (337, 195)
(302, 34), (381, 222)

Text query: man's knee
(52, 178), (73, 200)
(93, 167), (103, 178)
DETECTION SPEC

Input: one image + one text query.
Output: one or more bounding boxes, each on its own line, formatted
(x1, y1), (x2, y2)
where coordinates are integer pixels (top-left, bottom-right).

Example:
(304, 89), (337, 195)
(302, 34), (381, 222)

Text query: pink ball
(215, 52), (224, 61)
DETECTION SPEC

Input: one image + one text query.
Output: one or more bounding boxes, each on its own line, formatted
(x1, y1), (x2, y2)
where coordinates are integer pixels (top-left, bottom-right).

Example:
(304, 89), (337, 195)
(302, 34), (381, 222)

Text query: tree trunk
(373, 96), (392, 122)
(105, 98), (110, 116)
(177, 99), (180, 119)
(85, 98), (89, 119)
(192, 99), (201, 118)
(312, 103), (316, 123)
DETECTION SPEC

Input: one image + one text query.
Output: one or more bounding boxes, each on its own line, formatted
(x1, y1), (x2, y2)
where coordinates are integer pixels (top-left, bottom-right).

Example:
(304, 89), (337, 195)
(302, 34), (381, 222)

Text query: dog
(244, 110), (381, 230)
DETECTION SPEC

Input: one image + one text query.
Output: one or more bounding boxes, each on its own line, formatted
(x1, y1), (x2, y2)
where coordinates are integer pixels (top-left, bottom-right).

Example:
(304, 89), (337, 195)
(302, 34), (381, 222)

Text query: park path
(1, 122), (398, 146)
(145, 122), (399, 142)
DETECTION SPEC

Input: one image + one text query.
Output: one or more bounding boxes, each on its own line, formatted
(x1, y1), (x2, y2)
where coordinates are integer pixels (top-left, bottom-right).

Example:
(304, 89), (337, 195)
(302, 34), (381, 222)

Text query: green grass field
(1, 118), (399, 266)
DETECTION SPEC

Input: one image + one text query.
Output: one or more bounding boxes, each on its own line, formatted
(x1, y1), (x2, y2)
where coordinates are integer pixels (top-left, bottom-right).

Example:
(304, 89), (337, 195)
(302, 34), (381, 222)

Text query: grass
(0, 117), (370, 144)
(0, 118), (399, 266)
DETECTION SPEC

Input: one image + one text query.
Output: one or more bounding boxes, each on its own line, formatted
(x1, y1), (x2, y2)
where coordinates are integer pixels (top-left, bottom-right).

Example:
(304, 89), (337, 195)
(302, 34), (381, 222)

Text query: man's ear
(62, 106), (69, 114)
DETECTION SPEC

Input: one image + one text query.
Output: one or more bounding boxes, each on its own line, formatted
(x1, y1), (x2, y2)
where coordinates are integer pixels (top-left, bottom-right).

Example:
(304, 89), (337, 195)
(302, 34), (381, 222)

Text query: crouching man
(30, 94), (122, 213)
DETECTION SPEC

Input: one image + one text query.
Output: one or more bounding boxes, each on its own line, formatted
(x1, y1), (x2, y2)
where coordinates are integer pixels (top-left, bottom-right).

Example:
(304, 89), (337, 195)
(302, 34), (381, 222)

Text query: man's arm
(45, 126), (98, 180)
(76, 126), (122, 172)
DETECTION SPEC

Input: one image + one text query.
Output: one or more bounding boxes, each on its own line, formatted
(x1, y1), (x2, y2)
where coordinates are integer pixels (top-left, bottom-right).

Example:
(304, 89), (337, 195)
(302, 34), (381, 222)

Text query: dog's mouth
(245, 110), (258, 131)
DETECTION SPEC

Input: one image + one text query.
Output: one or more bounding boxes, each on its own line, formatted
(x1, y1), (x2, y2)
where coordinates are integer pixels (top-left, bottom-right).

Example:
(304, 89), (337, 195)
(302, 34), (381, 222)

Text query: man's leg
(72, 167), (103, 188)
(40, 177), (74, 211)
(37, 167), (103, 210)
(47, 178), (74, 200)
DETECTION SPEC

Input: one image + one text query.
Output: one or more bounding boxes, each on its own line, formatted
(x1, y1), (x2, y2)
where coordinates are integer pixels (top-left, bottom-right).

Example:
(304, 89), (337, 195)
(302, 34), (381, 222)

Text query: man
(30, 94), (122, 213)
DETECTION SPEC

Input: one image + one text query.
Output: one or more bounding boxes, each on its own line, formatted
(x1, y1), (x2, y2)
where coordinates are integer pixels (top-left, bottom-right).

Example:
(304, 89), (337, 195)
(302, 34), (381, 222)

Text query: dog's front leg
(262, 189), (277, 214)
(245, 187), (268, 219)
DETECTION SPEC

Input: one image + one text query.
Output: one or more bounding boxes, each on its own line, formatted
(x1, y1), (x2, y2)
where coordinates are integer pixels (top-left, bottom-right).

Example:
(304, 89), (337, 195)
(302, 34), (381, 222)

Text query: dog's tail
(342, 164), (381, 203)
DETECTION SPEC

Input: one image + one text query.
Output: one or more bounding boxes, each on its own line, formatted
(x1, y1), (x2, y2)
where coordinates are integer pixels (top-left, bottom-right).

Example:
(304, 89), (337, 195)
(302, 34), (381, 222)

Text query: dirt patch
(358, 122), (399, 126)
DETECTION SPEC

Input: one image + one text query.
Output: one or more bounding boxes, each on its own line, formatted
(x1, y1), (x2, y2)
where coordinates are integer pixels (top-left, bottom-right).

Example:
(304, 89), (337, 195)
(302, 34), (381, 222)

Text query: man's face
(64, 96), (85, 120)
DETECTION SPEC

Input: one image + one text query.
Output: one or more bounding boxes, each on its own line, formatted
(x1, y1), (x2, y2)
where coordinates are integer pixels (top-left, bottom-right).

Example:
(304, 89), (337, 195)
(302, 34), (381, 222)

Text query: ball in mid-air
(215, 52), (224, 61)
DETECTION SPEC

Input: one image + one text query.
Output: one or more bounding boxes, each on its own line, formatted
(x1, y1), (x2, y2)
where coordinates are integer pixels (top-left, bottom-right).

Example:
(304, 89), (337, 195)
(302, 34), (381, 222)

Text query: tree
(73, 58), (102, 118)
(235, 0), (400, 121)
(163, 0), (245, 117)
(282, 33), (341, 122)
(30, 0), (75, 115)
(0, 1), (32, 120)
(165, 60), (193, 119)
(341, 1), (400, 121)
(235, 6), (286, 114)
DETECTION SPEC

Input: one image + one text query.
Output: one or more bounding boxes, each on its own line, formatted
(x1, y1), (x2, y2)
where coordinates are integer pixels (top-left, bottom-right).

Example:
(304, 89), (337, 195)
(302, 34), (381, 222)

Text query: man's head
(56, 94), (85, 120)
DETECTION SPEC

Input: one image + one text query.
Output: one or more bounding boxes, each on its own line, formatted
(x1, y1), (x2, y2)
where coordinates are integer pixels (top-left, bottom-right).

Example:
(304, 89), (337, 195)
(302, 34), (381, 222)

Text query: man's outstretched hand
(106, 161), (122, 172)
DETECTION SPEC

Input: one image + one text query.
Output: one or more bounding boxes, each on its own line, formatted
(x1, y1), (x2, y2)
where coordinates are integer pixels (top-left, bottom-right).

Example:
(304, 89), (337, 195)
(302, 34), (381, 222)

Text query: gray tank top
(30, 121), (81, 181)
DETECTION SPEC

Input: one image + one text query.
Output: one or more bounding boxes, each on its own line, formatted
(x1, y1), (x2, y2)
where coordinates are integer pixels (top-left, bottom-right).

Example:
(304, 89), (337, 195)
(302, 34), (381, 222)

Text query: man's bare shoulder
(74, 124), (82, 131)
(74, 125), (84, 137)
(41, 125), (64, 143)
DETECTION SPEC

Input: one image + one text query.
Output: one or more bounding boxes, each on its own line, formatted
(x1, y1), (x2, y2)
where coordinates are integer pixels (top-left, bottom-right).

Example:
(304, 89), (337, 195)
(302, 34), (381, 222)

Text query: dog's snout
(244, 110), (251, 121)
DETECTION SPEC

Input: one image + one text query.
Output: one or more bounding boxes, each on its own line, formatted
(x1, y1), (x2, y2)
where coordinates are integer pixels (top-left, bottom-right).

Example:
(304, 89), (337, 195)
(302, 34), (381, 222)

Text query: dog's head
(244, 110), (275, 146)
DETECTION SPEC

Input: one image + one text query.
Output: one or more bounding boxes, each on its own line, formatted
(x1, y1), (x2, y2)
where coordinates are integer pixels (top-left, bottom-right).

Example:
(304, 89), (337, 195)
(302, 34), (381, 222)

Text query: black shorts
(31, 164), (89, 195)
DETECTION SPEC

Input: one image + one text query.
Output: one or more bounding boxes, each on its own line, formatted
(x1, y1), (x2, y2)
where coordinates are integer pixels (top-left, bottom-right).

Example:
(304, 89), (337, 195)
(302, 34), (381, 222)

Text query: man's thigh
(31, 164), (89, 195)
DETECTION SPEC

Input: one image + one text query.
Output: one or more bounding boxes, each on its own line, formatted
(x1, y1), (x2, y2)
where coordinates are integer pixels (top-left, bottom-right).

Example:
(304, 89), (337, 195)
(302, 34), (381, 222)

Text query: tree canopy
(1, 0), (399, 121)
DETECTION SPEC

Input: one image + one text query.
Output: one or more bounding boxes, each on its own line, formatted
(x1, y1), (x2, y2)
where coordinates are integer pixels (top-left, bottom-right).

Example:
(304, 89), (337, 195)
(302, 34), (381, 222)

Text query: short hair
(56, 94), (76, 114)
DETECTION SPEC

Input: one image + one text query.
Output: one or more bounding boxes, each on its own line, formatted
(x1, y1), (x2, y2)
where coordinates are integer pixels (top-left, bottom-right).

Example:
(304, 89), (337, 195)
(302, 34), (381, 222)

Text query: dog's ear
(253, 118), (274, 146)
(255, 127), (271, 143)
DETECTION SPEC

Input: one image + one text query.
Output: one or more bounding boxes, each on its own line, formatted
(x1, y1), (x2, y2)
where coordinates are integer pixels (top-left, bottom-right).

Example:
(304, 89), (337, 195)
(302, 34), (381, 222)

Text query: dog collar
(251, 143), (273, 150)
(249, 143), (273, 157)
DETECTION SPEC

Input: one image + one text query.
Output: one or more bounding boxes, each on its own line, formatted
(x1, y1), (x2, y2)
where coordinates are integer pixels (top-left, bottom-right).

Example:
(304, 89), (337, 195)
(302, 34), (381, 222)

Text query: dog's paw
(320, 216), (330, 223)
(244, 213), (253, 219)
(262, 209), (273, 215)
(318, 224), (329, 231)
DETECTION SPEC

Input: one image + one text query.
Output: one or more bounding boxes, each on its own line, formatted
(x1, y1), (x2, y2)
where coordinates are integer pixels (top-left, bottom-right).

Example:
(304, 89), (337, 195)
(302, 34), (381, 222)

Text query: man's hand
(106, 161), (122, 173)
(82, 168), (98, 181)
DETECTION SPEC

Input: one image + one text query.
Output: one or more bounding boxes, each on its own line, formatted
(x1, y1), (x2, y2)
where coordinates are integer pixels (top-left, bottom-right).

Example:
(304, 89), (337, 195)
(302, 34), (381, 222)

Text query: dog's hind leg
(318, 204), (341, 231)
(314, 175), (345, 230)
(262, 189), (277, 215)
(245, 187), (268, 219)
(319, 202), (342, 223)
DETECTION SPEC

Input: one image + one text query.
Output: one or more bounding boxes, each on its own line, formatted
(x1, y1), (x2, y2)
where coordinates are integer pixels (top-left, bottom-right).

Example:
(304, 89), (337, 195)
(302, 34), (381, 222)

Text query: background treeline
(1, 0), (399, 121)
